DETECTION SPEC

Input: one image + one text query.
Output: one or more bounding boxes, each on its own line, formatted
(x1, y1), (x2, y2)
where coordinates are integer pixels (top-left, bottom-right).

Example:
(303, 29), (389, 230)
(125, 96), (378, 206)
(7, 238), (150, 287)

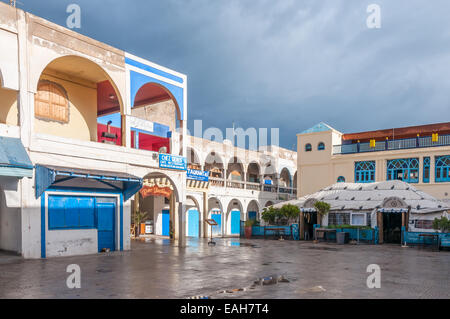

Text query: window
(35, 81), (69, 123)
(386, 158), (419, 183)
(414, 220), (433, 230)
(423, 157), (430, 183)
(328, 212), (350, 226)
(337, 176), (346, 183)
(351, 213), (367, 226)
(435, 155), (450, 182)
(318, 142), (325, 151)
(48, 195), (95, 230)
(355, 161), (375, 183)
(305, 143), (312, 152)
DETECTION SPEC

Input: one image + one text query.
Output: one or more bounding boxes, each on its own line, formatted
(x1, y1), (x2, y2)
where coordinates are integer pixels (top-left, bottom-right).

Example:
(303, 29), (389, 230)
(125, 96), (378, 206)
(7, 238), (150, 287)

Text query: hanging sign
(159, 154), (187, 171)
(139, 185), (172, 198)
(187, 169), (209, 182)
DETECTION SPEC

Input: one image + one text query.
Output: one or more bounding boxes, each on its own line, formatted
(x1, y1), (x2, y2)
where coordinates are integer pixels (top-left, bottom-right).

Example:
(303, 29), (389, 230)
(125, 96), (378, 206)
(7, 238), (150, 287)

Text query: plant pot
(244, 226), (252, 239)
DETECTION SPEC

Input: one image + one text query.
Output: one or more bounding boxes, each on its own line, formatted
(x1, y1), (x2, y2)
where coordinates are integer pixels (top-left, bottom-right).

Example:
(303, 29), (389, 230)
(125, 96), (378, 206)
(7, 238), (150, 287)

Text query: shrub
(432, 217), (450, 232)
(244, 219), (256, 227)
(261, 206), (278, 225)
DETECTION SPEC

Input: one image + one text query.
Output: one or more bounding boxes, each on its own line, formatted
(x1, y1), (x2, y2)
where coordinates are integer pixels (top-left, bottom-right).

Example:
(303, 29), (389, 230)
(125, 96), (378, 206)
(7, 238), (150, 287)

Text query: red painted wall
(97, 123), (122, 146)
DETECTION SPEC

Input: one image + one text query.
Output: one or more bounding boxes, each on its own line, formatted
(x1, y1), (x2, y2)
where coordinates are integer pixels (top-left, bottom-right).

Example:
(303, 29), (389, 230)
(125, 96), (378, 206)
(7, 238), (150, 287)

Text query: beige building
(297, 122), (450, 200)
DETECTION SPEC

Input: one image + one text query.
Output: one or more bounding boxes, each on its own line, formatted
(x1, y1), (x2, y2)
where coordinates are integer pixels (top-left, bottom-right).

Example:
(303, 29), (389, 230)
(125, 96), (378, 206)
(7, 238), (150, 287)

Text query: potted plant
(132, 210), (148, 238)
(244, 219), (256, 239)
(314, 201), (331, 225)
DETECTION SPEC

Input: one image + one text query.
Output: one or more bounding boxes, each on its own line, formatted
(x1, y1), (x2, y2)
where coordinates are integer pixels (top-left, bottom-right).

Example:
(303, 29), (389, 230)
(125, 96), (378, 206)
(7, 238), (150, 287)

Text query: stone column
(377, 212), (383, 244)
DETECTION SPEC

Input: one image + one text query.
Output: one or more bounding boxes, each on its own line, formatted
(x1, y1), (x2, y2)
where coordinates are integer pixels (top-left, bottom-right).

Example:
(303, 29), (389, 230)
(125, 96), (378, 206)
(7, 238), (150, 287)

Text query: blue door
(96, 202), (115, 252)
(187, 209), (199, 237)
(248, 211), (257, 221)
(230, 210), (241, 235)
(211, 213), (222, 236)
(162, 210), (170, 236)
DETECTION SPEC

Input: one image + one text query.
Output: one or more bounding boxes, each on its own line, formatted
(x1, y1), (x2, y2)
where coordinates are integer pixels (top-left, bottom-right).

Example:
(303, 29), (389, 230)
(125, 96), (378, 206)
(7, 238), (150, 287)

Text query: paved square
(0, 238), (448, 299)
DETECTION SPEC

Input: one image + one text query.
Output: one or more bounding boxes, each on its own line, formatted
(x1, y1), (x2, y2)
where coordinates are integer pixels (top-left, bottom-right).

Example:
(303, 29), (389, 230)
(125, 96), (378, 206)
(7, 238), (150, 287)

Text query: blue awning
(0, 136), (33, 179)
(35, 165), (143, 201)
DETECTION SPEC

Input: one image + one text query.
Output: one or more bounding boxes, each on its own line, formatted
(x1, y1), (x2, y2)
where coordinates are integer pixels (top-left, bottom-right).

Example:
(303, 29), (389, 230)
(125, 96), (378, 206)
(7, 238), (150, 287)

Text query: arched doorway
(226, 199), (244, 236)
(227, 156), (245, 189)
(135, 172), (180, 238)
(208, 197), (223, 237)
(246, 162), (261, 190)
(185, 195), (201, 238)
(247, 200), (260, 221)
(187, 147), (202, 170)
(34, 55), (124, 145)
(204, 152), (225, 187)
(378, 197), (409, 244)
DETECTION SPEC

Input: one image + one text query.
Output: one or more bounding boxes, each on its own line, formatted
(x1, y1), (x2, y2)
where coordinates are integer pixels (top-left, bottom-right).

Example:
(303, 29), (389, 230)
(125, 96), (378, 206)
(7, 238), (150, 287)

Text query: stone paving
(0, 237), (448, 299)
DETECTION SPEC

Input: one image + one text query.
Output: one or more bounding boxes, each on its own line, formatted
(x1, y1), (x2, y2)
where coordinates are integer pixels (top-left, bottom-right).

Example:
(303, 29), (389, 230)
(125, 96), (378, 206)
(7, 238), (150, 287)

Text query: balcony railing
(208, 177), (297, 195)
(333, 134), (450, 155)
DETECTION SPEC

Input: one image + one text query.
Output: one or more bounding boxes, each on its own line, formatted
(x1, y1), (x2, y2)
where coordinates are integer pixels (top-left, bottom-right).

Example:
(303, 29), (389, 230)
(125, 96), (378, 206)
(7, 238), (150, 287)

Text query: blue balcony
(333, 134), (450, 155)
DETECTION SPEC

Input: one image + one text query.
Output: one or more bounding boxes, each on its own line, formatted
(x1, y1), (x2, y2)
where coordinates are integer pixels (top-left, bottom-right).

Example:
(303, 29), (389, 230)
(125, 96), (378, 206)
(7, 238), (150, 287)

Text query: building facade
(0, 3), (296, 258)
(297, 122), (450, 201)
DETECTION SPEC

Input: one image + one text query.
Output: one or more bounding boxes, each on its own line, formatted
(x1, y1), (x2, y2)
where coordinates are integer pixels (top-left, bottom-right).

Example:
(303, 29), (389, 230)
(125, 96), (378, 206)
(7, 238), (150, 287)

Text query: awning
(0, 136), (33, 178)
(35, 165), (142, 201)
(377, 208), (409, 213)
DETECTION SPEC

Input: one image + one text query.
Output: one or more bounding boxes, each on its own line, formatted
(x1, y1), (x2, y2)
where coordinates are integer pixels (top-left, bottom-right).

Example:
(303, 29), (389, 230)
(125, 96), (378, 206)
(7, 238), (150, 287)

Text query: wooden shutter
(35, 81), (69, 123)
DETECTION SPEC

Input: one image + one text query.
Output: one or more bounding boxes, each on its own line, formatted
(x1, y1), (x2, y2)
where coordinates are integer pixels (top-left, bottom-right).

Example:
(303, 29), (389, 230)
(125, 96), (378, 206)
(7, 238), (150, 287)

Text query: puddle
(306, 246), (339, 251)
(229, 242), (260, 248)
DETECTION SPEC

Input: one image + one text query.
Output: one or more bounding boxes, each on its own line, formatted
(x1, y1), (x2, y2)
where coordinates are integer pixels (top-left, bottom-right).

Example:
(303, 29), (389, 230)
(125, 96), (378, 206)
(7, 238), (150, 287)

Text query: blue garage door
(211, 213), (222, 236)
(230, 210), (241, 235)
(97, 202), (116, 252)
(187, 209), (200, 237)
(162, 210), (170, 236)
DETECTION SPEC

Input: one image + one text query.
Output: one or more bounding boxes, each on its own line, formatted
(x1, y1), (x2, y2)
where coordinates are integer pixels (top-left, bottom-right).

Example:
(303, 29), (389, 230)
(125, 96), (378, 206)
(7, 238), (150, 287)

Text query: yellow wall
(297, 129), (450, 200)
(34, 73), (97, 142)
(0, 87), (18, 126)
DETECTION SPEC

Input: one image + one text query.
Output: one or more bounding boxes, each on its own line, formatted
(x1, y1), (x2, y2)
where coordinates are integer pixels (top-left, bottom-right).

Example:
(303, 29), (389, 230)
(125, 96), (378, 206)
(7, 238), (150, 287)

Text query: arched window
(436, 155), (450, 182)
(305, 143), (312, 152)
(35, 81), (69, 123)
(337, 176), (345, 183)
(387, 158), (419, 183)
(318, 142), (325, 151)
(355, 161), (376, 183)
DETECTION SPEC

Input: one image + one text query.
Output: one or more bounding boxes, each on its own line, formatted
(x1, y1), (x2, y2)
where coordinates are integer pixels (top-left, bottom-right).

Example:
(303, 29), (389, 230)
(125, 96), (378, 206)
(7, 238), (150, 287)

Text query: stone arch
(225, 198), (244, 236)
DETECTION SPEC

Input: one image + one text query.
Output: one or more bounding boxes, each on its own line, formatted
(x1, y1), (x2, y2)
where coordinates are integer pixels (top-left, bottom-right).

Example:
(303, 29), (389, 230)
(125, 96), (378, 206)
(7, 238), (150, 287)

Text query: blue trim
(386, 158), (419, 183)
(41, 188), (125, 257)
(423, 157), (430, 183)
(125, 57), (184, 84)
(355, 161), (376, 183)
(129, 70), (184, 119)
(120, 193), (123, 251)
(435, 155), (450, 183)
(41, 194), (46, 258)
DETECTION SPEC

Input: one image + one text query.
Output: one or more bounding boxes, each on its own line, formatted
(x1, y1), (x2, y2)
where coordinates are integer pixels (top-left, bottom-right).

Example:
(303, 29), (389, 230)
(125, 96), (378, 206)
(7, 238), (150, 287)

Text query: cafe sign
(159, 154), (187, 171)
(140, 185), (172, 199)
(186, 169), (209, 182)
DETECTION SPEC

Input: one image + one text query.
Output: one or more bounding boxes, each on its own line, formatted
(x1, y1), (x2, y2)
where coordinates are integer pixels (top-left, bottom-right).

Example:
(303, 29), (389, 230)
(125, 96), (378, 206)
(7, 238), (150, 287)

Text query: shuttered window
(35, 81), (69, 123)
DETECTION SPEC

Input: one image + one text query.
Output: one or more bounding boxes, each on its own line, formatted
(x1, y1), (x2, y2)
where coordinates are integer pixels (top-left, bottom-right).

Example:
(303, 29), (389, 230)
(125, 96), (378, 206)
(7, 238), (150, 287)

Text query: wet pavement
(0, 238), (449, 299)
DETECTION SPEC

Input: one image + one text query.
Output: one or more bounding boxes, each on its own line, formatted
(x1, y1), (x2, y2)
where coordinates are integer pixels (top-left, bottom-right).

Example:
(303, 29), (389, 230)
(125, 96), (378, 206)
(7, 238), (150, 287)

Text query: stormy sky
(9, 0), (450, 149)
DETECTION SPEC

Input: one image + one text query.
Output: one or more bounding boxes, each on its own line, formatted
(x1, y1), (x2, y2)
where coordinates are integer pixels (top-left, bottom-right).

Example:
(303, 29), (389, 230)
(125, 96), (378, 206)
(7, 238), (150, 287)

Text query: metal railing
(333, 134), (450, 155)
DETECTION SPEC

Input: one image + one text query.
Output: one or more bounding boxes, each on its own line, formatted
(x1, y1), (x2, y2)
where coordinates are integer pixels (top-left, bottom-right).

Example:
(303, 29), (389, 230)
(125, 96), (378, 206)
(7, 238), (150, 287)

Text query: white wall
(0, 177), (21, 253)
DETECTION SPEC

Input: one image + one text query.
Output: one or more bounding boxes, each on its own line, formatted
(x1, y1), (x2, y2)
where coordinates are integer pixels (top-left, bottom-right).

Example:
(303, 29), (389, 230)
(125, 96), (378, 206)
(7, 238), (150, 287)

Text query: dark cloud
(10, 0), (450, 149)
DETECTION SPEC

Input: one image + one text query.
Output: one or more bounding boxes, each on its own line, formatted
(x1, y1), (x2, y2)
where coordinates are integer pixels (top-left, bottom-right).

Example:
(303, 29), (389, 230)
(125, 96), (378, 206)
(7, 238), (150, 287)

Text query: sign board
(187, 169), (209, 182)
(159, 154), (187, 171)
(205, 219), (218, 226)
(140, 185), (172, 198)
(264, 179), (273, 185)
(128, 115), (154, 133)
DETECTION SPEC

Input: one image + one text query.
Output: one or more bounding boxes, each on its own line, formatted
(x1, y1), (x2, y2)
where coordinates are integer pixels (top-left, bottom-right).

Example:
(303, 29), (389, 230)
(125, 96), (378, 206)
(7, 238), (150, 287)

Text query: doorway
(382, 213), (402, 244)
(304, 212), (317, 240)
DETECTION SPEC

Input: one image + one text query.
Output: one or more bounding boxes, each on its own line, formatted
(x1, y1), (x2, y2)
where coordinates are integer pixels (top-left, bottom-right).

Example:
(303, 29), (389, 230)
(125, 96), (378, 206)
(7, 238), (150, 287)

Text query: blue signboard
(159, 154), (187, 171)
(187, 169), (209, 182)
(264, 179), (273, 185)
